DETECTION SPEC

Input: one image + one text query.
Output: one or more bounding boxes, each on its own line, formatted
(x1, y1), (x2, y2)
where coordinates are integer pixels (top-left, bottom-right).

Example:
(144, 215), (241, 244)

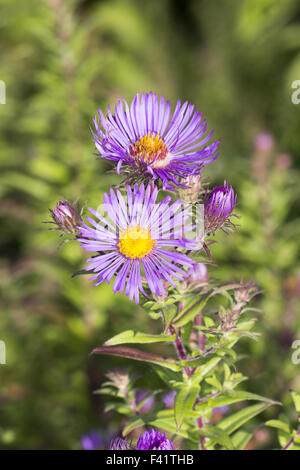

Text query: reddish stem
(169, 325), (192, 376)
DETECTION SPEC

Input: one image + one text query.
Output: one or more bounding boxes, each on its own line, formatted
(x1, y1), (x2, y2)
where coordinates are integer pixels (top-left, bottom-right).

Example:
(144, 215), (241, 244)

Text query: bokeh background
(0, 0), (300, 449)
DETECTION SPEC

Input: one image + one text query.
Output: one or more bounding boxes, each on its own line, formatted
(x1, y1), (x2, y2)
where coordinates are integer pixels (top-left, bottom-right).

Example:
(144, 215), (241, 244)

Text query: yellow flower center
(129, 132), (171, 168)
(118, 225), (156, 259)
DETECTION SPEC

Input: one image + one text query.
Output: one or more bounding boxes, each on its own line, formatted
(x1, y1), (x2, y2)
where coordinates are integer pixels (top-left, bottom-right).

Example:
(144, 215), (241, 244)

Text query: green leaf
(231, 430), (252, 450)
(217, 403), (272, 435)
(266, 419), (290, 434)
(207, 391), (281, 408)
(188, 357), (222, 381)
(122, 410), (194, 441)
(150, 364), (181, 387)
(161, 305), (177, 331)
(291, 391), (300, 413)
(174, 382), (200, 430)
(203, 425), (234, 450)
(172, 297), (209, 327)
(92, 345), (181, 371)
(104, 330), (176, 346)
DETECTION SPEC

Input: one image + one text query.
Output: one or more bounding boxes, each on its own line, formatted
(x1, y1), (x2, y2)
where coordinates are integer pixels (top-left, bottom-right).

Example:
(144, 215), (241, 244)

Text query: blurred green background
(0, 0), (300, 449)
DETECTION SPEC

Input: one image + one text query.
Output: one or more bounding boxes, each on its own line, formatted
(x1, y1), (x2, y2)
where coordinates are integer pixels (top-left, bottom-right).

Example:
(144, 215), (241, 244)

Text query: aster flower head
(109, 437), (132, 450)
(204, 181), (237, 234)
(136, 429), (174, 450)
(78, 183), (196, 304)
(50, 199), (82, 236)
(92, 92), (220, 190)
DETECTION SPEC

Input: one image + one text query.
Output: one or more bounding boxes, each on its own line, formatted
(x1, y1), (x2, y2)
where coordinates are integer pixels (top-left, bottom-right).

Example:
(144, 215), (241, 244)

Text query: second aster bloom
(136, 429), (174, 450)
(204, 181), (236, 234)
(92, 92), (220, 189)
(78, 184), (196, 303)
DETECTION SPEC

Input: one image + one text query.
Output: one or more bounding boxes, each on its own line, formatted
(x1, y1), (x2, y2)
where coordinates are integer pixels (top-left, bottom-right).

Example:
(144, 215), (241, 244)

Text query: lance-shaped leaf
(123, 410), (196, 441)
(291, 391), (300, 413)
(174, 382), (200, 430)
(205, 391), (281, 409)
(104, 330), (176, 346)
(92, 345), (181, 371)
(172, 297), (208, 327)
(217, 403), (273, 435)
(231, 430), (252, 450)
(200, 425), (234, 450)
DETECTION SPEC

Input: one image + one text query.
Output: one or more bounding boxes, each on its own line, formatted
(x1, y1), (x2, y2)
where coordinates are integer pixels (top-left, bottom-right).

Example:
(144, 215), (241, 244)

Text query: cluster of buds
(106, 369), (131, 398)
(179, 174), (203, 203)
(220, 281), (260, 331)
(204, 181), (236, 234)
(49, 200), (82, 236)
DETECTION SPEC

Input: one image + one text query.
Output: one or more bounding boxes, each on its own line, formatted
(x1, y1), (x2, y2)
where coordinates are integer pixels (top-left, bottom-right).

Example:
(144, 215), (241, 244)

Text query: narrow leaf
(217, 403), (271, 435)
(104, 330), (176, 346)
(231, 430), (252, 450)
(174, 383), (200, 430)
(92, 345), (181, 371)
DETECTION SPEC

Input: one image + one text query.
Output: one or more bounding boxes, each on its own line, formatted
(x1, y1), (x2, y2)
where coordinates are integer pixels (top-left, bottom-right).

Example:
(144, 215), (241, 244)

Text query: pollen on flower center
(129, 132), (171, 168)
(118, 225), (156, 259)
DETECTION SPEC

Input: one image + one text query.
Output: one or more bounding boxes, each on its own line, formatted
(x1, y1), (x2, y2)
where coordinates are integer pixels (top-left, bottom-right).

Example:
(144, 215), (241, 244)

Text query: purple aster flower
(135, 390), (155, 414)
(77, 183), (196, 303)
(50, 199), (82, 235)
(204, 181), (237, 234)
(136, 429), (174, 450)
(81, 430), (103, 450)
(109, 437), (132, 450)
(92, 92), (220, 189)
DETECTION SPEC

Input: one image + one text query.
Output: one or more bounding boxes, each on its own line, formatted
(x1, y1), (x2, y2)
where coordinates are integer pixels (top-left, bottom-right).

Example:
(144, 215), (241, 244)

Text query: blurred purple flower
(81, 430), (103, 450)
(212, 405), (229, 416)
(162, 390), (176, 409)
(136, 429), (173, 450)
(254, 133), (274, 152)
(135, 391), (155, 414)
(186, 263), (208, 284)
(204, 181), (236, 233)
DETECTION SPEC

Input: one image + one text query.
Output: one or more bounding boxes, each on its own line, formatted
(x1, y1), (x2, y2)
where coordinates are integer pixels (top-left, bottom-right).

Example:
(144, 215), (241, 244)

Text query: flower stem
(168, 325), (192, 376)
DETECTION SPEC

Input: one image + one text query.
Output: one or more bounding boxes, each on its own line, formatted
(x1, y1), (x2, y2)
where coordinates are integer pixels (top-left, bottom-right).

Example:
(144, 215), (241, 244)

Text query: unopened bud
(51, 200), (82, 235)
(204, 181), (236, 234)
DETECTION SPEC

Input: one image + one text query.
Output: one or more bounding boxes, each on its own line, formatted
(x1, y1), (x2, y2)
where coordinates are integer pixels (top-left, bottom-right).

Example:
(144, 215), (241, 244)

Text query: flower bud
(204, 181), (236, 233)
(51, 200), (82, 235)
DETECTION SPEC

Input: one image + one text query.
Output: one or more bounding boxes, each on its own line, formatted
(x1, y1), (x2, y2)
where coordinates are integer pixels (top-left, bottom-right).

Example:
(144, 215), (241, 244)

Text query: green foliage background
(0, 0), (299, 449)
